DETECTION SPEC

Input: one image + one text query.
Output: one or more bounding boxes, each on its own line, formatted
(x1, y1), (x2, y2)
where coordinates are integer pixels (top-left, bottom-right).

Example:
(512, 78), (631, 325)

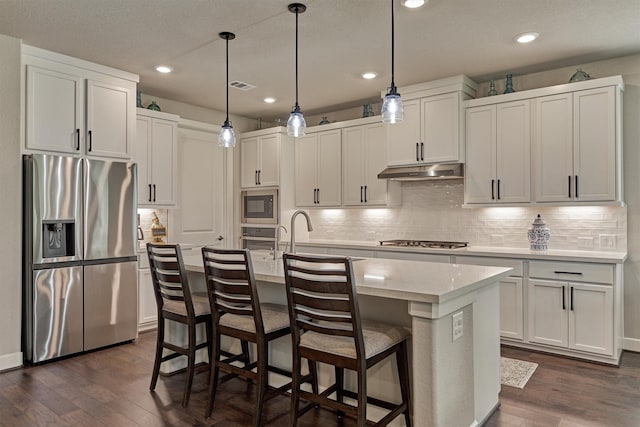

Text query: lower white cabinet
(138, 268), (158, 331)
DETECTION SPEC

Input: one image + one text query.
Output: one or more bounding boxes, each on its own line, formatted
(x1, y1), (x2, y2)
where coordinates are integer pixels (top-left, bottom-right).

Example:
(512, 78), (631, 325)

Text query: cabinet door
(26, 65), (84, 154)
(465, 105), (496, 203)
(342, 127), (365, 206)
(527, 279), (568, 348)
(422, 92), (460, 163)
(86, 79), (133, 159)
(150, 118), (177, 206)
(496, 100), (530, 203)
(573, 87), (616, 201)
(295, 134), (318, 207)
(534, 93), (573, 202)
(363, 123), (388, 205)
(258, 134), (280, 187)
(135, 116), (152, 205)
(499, 277), (524, 340)
(316, 130), (342, 206)
(569, 283), (613, 355)
(241, 137), (259, 188)
(138, 268), (158, 330)
(387, 98), (421, 166)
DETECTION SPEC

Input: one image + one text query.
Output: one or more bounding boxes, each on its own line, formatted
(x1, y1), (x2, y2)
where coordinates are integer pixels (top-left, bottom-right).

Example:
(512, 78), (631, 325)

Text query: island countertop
(182, 253), (512, 305)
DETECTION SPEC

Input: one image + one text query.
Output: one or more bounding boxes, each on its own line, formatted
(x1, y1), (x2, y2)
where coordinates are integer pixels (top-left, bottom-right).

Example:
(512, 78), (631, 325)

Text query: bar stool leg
(397, 341), (412, 427)
(205, 333), (222, 418)
(150, 317), (164, 391)
(356, 369), (367, 427)
(335, 367), (344, 418)
(254, 339), (268, 427)
(182, 322), (197, 407)
(289, 351), (302, 427)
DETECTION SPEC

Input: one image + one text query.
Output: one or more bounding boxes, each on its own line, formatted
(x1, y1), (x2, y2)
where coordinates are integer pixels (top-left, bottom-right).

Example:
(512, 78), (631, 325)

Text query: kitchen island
(181, 252), (511, 427)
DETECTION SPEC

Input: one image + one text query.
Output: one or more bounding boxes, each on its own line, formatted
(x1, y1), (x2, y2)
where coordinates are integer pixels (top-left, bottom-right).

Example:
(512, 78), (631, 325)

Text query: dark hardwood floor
(2, 332), (639, 426)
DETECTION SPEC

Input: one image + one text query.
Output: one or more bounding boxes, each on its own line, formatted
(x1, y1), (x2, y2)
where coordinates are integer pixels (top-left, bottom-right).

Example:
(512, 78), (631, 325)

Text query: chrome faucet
(273, 225), (288, 259)
(290, 210), (313, 254)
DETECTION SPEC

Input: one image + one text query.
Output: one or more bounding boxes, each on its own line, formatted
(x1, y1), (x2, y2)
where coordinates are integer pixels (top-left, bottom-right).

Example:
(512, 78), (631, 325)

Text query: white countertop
(291, 239), (627, 263)
(181, 253), (512, 305)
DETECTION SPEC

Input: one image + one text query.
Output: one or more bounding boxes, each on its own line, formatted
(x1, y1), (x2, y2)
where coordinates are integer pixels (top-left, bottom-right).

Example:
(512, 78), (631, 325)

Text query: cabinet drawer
(529, 261), (613, 285)
(453, 256), (523, 277)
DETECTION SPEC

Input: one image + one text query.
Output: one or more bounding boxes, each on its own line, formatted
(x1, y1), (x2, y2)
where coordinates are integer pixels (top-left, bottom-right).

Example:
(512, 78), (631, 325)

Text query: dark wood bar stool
(202, 247), (317, 426)
(283, 253), (412, 427)
(146, 243), (213, 407)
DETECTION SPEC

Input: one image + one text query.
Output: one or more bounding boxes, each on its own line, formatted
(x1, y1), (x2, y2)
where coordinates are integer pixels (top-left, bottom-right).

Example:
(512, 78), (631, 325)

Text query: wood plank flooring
(2, 332), (639, 426)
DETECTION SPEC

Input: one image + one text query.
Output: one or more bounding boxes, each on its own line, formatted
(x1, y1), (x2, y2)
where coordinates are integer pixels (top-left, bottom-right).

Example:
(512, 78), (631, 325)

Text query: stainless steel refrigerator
(23, 154), (138, 364)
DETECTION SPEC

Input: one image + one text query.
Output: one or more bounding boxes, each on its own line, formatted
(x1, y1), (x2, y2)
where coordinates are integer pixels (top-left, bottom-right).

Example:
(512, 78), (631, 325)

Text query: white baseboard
(0, 352), (22, 371)
(623, 337), (640, 352)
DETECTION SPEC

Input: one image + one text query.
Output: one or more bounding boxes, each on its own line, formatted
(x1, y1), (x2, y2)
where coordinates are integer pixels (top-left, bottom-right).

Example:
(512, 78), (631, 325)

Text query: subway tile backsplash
(306, 181), (627, 252)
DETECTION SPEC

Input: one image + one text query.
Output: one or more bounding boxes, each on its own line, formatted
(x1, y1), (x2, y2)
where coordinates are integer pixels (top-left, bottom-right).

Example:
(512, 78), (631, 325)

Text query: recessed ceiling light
(515, 32), (539, 44)
(362, 72), (377, 80)
(155, 65), (173, 73)
(401, 0), (426, 8)
(264, 97), (276, 103)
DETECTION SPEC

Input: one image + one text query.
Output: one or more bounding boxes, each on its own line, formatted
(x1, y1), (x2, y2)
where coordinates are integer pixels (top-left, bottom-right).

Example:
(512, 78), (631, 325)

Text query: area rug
(500, 357), (538, 388)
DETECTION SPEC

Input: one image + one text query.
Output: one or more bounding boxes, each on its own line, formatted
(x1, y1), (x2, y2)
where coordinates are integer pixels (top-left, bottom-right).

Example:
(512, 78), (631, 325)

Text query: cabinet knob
(217, 235), (224, 241)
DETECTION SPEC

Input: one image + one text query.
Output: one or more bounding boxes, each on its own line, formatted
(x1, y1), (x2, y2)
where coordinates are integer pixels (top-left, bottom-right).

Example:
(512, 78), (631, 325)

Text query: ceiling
(2, 0), (640, 121)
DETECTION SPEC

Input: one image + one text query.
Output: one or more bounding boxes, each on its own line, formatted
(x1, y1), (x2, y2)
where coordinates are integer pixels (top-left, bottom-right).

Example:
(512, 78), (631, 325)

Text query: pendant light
(381, 0), (404, 124)
(287, 3), (307, 137)
(219, 31), (236, 148)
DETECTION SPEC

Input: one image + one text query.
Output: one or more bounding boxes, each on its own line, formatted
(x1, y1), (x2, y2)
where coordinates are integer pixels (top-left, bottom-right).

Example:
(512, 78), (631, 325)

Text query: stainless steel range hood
(377, 163), (464, 181)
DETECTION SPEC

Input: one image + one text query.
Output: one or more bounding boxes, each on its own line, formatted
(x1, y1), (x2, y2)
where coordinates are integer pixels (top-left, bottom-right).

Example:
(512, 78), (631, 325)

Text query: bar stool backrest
(147, 243), (195, 319)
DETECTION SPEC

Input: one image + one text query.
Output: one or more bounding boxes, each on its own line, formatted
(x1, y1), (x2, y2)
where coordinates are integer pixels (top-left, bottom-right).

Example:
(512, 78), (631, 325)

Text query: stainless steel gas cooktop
(379, 240), (469, 249)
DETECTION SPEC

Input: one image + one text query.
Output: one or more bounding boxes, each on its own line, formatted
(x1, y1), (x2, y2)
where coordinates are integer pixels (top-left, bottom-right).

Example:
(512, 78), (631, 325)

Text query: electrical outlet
(578, 237), (594, 249)
(599, 235), (616, 250)
(452, 311), (463, 341)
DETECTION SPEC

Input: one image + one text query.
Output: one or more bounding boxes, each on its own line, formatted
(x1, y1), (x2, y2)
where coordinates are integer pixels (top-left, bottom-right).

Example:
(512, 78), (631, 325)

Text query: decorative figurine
(528, 214), (551, 251)
(569, 68), (592, 83)
(150, 211), (167, 243)
(504, 74), (515, 94)
(147, 100), (161, 111)
(488, 80), (498, 96)
(319, 116), (330, 125)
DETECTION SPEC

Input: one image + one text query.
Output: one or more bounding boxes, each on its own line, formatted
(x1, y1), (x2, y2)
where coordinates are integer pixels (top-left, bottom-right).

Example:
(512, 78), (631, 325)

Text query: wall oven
(241, 189), (278, 224)
(240, 226), (277, 251)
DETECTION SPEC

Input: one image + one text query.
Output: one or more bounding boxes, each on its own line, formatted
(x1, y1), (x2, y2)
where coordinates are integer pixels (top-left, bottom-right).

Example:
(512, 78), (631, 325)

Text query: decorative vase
(136, 91), (143, 108)
(488, 80), (498, 96)
(569, 68), (592, 83)
(527, 214), (551, 251)
(319, 116), (330, 125)
(362, 103), (374, 117)
(504, 74), (515, 94)
(147, 100), (161, 111)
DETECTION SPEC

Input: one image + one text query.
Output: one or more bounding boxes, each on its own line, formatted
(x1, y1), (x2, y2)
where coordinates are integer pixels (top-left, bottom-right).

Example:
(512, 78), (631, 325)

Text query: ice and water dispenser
(42, 220), (76, 258)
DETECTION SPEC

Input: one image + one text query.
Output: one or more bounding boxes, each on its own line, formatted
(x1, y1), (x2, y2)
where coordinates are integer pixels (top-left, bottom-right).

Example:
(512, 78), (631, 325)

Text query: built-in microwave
(241, 189), (278, 224)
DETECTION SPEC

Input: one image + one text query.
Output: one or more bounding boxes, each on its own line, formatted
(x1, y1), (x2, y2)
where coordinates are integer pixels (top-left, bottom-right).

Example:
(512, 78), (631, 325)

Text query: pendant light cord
(225, 36), (230, 123)
(390, 0), (395, 90)
(295, 7), (299, 109)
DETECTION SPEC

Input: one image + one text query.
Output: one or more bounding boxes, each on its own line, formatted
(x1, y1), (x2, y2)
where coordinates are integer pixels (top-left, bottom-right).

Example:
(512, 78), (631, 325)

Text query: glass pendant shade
(287, 106), (306, 137)
(218, 121), (236, 148)
(382, 90), (404, 124)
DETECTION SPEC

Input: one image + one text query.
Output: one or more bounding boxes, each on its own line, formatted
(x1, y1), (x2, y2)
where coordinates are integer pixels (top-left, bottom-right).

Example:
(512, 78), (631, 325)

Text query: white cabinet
(295, 129), (342, 207)
(387, 92), (464, 166)
(23, 46), (137, 159)
(136, 109), (178, 207)
(533, 86), (617, 202)
(527, 261), (615, 356)
(465, 100), (530, 204)
(342, 123), (388, 206)
(138, 267), (157, 331)
(240, 133), (280, 188)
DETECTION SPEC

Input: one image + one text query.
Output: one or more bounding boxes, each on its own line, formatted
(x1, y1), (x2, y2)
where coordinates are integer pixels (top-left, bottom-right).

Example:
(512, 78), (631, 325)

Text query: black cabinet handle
(258, 170), (261, 185)
(420, 142), (424, 161)
(88, 130), (92, 152)
(313, 188), (317, 204)
(360, 186), (363, 203)
(255, 170), (258, 185)
(562, 285), (566, 310)
(364, 185), (368, 203)
(76, 129), (80, 151)
(415, 143), (419, 161)
(491, 179), (495, 200)
(554, 271), (583, 276)
(148, 184), (152, 202)
(497, 179), (501, 200)
(570, 286), (574, 311)
(575, 175), (579, 198)
(568, 176), (572, 198)
(153, 184), (156, 202)
(317, 188), (320, 204)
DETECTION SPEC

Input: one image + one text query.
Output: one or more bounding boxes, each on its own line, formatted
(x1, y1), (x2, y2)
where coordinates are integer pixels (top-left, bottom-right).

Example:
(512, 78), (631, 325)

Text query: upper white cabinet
(136, 109), (179, 207)
(295, 129), (342, 207)
(240, 131), (280, 188)
(533, 87), (617, 202)
(383, 76), (477, 167)
(465, 100), (530, 204)
(23, 45), (137, 159)
(342, 123), (388, 206)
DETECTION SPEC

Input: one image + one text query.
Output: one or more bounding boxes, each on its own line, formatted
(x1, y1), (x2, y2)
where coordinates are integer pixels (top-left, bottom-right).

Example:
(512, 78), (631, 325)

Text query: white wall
(0, 34), (23, 368)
